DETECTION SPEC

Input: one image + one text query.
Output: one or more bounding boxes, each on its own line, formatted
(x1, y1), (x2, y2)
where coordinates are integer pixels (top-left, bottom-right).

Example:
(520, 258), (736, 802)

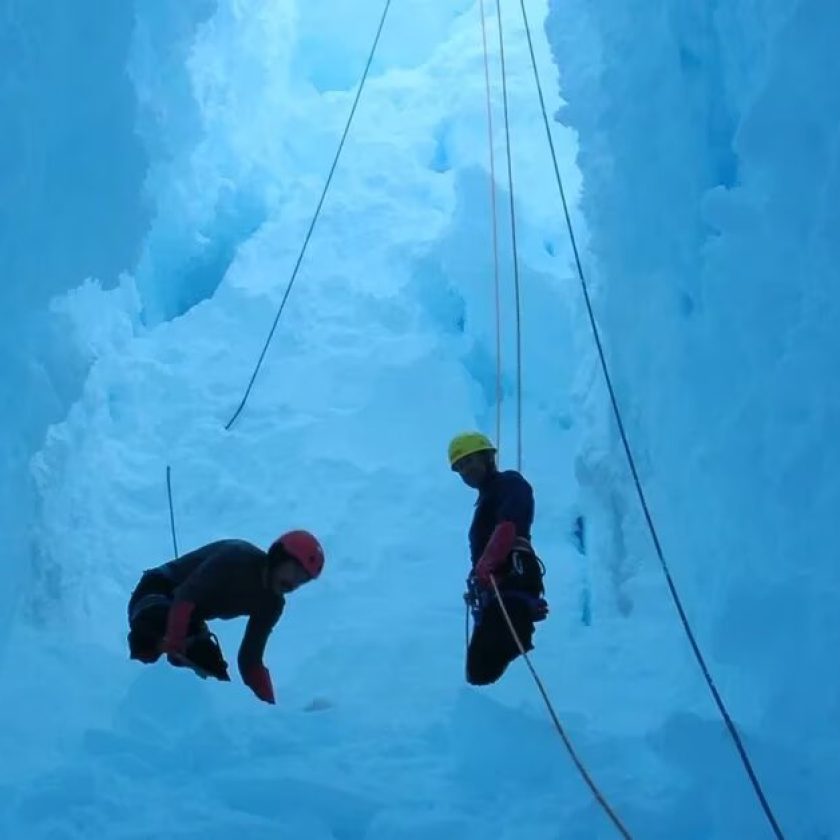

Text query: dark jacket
(154, 539), (284, 674)
(469, 469), (535, 564)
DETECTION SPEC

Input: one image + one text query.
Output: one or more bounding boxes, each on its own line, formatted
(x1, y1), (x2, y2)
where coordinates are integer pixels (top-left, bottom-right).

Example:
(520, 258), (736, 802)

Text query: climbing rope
(474, 15), (630, 833)
(513, 2), (785, 837)
(225, 0), (394, 431)
(490, 576), (633, 839)
(165, 464), (180, 559)
(491, 0), (524, 470)
(165, 2), (394, 591)
(478, 0), (504, 452)
(464, 602), (471, 682)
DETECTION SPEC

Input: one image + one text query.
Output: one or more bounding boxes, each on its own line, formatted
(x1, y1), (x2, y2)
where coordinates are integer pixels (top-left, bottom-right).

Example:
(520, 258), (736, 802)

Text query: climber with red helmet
(126, 531), (325, 704)
(449, 432), (548, 685)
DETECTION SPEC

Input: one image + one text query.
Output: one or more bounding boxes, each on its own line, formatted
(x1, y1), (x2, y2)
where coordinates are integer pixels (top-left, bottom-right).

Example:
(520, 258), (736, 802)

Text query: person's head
(267, 530), (325, 594)
(448, 432), (497, 489)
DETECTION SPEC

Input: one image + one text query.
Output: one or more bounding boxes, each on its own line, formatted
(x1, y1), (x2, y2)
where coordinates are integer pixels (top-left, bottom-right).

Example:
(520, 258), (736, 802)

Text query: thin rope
(478, 0), (504, 451)
(490, 576), (633, 839)
(166, 465), (180, 559)
(225, 0), (394, 431)
(514, 3), (785, 837)
(492, 0), (524, 470)
(465, 602), (471, 682)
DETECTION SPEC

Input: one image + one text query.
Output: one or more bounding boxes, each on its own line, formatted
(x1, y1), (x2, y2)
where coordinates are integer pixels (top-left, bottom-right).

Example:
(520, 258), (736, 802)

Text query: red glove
(162, 601), (195, 656)
(243, 664), (276, 705)
(474, 521), (517, 586)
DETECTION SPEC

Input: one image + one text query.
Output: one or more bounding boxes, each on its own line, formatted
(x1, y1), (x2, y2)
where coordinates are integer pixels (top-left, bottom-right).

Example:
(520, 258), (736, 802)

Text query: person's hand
(242, 663), (276, 704)
(162, 601), (195, 656)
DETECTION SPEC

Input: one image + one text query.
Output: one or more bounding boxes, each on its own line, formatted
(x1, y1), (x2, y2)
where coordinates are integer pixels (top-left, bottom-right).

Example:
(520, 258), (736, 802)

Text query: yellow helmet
(448, 432), (496, 469)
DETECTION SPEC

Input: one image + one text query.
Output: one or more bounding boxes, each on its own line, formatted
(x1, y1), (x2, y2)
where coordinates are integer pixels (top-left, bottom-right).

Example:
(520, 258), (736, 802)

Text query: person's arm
(238, 600), (283, 704)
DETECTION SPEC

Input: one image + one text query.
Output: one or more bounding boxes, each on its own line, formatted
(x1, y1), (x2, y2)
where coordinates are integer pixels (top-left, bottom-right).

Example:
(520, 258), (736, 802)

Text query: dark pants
(466, 547), (545, 685)
(127, 571), (230, 680)
(467, 594), (535, 685)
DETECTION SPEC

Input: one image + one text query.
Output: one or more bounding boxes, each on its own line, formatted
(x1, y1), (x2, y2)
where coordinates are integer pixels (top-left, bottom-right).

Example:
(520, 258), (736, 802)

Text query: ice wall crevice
(548, 0), (840, 831)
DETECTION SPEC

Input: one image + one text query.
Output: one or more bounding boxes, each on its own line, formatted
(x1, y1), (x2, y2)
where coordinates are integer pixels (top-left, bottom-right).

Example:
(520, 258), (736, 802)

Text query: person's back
(469, 470), (533, 556)
(157, 539), (281, 622)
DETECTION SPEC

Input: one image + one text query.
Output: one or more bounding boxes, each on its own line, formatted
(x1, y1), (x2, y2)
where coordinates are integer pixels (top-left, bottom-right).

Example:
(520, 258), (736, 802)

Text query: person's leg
(184, 629), (231, 681)
(127, 573), (173, 663)
(128, 600), (169, 663)
(128, 571), (173, 617)
(466, 597), (534, 685)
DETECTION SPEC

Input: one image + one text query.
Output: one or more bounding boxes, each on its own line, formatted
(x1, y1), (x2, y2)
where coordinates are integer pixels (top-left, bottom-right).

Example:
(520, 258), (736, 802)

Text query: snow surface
(0, 0), (835, 837)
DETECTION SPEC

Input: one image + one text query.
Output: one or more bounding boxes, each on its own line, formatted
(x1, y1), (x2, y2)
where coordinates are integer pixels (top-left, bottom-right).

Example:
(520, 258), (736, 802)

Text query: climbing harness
(464, 538), (545, 623)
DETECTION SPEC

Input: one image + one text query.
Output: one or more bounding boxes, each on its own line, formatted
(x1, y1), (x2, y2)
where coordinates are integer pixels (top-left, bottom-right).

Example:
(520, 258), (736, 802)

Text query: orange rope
(478, 0), (503, 452)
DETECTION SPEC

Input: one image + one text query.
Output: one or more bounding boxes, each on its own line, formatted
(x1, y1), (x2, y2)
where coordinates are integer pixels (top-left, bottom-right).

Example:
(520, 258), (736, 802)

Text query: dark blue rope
(166, 464), (179, 559)
(225, 0), (394, 430)
(514, 3), (784, 837)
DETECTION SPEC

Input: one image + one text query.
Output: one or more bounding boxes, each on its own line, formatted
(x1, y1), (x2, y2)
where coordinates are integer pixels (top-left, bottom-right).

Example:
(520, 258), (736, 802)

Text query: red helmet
(273, 530), (325, 579)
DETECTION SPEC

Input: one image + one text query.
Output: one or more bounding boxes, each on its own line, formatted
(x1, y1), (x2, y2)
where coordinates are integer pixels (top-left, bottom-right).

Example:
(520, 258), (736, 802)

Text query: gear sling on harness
(466, 538), (547, 624)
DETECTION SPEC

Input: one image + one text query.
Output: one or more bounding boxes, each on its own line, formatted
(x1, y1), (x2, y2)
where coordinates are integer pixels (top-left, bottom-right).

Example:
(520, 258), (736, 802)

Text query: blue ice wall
(0, 0), (147, 645)
(547, 0), (840, 834)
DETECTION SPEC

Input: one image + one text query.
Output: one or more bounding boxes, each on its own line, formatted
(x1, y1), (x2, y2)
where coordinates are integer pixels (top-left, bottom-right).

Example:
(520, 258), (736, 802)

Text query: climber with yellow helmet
(448, 432), (548, 685)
